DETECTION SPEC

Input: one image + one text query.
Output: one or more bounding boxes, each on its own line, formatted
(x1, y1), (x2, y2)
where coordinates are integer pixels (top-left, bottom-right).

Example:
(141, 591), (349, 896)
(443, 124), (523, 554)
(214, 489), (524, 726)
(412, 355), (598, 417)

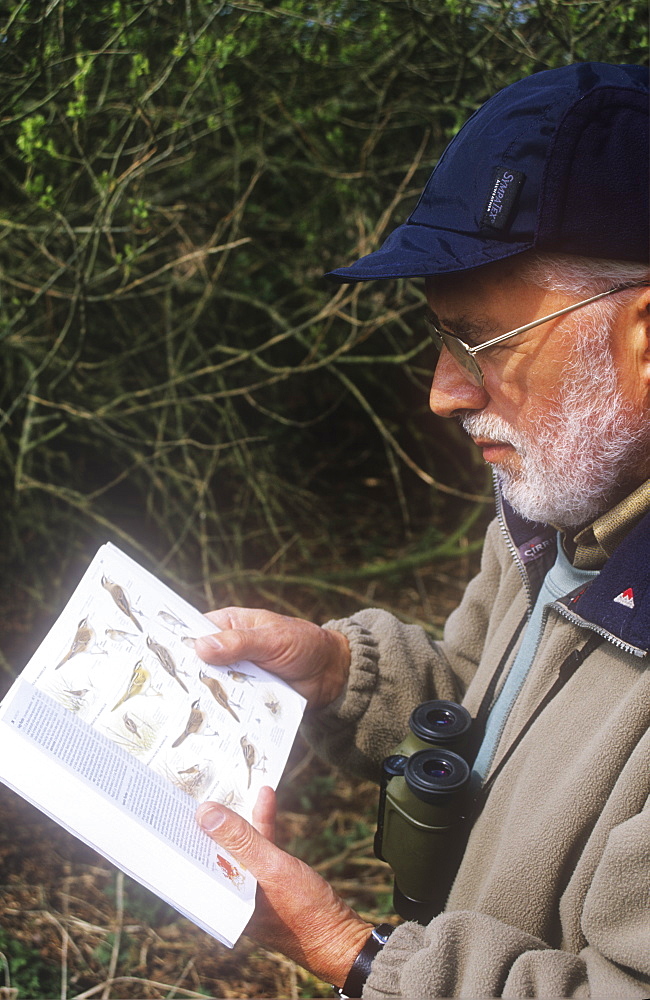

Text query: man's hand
(196, 788), (373, 988)
(195, 608), (351, 710)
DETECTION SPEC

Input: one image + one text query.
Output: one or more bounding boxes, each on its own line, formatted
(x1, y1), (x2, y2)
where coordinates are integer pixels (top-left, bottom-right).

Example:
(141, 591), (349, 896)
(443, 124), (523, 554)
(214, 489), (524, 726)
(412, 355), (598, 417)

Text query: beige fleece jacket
(302, 515), (650, 998)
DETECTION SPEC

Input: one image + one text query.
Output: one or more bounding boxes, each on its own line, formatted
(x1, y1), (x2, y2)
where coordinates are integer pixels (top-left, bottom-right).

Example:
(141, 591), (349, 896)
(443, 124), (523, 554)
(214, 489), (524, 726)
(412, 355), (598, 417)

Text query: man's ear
(637, 286), (650, 393)
(620, 284), (650, 400)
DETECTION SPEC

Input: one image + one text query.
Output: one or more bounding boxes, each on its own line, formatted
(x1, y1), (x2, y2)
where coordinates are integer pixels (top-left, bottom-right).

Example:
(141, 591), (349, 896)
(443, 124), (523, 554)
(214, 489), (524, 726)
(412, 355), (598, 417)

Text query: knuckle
(216, 814), (258, 857)
(225, 823), (257, 857)
(203, 608), (234, 626)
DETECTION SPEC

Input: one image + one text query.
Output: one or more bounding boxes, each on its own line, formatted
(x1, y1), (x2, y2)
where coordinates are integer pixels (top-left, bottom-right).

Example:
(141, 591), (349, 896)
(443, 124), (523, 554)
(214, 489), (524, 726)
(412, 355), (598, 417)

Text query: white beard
(461, 341), (648, 529)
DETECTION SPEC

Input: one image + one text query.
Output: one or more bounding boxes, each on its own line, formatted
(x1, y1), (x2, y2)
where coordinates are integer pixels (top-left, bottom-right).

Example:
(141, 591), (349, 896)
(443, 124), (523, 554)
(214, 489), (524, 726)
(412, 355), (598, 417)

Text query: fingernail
(197, 635), (224, 654)
(198, 804), (226, 831)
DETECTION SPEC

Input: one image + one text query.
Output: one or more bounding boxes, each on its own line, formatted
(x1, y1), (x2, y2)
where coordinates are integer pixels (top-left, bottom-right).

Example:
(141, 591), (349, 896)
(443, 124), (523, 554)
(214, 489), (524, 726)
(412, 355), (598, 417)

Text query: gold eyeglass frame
(427, 280), (650, 387)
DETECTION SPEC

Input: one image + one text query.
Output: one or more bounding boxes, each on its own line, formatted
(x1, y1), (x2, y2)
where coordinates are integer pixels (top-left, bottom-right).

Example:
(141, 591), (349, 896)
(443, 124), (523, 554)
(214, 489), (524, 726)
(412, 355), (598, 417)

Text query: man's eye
(425, 316), (452, 338)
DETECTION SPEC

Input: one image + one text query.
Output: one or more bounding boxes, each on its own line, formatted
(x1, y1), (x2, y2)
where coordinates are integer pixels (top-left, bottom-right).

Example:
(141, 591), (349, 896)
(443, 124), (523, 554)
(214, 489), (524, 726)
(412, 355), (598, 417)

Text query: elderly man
(195, 63), (650, 998)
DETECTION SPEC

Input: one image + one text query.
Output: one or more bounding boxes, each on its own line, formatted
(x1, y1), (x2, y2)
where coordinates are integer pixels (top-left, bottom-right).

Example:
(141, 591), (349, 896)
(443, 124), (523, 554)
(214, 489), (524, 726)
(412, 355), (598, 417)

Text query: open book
(0, 543), (305, 948)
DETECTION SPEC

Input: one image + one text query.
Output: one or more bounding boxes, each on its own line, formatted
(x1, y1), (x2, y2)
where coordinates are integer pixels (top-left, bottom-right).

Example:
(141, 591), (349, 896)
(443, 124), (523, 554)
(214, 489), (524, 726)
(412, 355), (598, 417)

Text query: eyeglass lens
(430, 326), (484, 386)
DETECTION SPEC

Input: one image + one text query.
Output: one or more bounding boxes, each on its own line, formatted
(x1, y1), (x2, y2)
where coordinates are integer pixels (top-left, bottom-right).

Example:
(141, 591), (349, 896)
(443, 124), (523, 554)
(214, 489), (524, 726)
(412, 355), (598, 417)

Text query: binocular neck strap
(473, 631), (604, 819)
(461, 611), (527, 765)
(474, 612), (527, 735)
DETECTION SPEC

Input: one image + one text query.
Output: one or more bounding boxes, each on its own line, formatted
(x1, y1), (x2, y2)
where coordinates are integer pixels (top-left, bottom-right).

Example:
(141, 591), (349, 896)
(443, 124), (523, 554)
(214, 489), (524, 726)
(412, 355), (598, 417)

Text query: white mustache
(460, 412), (527, 454)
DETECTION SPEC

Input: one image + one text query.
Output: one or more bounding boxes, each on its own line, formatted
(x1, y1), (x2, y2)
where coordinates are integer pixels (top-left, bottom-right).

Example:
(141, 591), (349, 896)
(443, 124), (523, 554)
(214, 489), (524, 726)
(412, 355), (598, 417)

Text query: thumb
(195, 625), (289, 670)
(194, 629), (254, 665)
(196, 798), (278, 877)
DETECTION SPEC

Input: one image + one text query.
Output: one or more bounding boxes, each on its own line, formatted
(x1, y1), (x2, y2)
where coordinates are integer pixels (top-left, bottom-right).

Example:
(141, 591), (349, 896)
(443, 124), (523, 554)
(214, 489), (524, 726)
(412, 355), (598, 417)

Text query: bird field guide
(0, 543), (306, 948)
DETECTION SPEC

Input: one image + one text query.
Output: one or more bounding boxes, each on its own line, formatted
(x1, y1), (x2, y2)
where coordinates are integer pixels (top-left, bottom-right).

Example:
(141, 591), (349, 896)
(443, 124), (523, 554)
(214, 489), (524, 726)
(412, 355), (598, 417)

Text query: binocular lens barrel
(405, 748), (470, 803)
(409, 700), (472, 749)
(375, 699), (474, 924)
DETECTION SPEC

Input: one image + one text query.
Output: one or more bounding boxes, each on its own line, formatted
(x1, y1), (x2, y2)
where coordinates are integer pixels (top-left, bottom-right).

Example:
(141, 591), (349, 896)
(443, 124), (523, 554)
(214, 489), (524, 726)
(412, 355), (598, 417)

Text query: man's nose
(429, 348), (489, 418)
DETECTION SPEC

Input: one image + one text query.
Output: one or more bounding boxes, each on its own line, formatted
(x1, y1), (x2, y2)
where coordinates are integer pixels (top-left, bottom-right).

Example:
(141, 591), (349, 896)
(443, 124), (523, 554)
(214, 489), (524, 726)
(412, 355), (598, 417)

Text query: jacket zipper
(549, 600), (647, 658)
(494, 478), (534, 617)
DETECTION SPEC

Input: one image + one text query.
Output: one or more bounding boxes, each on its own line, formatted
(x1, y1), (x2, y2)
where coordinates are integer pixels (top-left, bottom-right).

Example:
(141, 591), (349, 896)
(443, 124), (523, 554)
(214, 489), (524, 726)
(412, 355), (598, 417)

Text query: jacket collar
(499, 486), (650, 656)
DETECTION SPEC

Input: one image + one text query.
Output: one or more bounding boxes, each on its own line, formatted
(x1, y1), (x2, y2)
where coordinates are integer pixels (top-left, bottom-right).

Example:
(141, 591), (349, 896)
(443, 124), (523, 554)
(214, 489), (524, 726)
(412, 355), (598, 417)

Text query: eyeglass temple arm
(467, 281), (650, 358)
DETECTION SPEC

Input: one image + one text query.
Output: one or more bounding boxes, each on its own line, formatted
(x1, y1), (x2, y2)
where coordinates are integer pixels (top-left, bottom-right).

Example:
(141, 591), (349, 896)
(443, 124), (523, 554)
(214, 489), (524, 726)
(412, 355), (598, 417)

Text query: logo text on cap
(481, 167), (525, 231)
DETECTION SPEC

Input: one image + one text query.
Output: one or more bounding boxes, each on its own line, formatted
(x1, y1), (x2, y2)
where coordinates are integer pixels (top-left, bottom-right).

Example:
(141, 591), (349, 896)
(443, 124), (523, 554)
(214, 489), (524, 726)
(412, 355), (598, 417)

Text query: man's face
(425, 263), (649, 528)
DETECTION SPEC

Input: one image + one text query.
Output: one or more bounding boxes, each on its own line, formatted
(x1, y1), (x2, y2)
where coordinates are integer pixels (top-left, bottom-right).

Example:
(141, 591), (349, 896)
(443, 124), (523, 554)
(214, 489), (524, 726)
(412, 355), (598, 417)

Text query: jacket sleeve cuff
(361, 922), (427, 999)
(317, 617), (381, 723)
(298, 617), (383, 778)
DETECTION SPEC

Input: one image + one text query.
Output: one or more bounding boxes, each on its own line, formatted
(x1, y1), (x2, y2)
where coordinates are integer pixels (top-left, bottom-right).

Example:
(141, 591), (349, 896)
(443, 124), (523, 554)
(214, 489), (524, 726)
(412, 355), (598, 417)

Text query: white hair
(517, 253), (649, 294)
(517, 253), (649, 341)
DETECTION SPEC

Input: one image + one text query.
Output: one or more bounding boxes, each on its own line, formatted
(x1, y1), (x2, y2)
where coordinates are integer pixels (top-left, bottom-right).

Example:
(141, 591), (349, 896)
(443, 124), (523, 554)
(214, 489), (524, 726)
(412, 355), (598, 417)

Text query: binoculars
(374, 700), (474, 924)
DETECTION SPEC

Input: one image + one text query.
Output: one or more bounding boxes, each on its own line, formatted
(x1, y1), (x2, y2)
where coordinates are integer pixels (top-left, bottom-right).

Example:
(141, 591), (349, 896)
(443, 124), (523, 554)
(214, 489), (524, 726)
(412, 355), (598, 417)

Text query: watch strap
(336, 923), (394, 999)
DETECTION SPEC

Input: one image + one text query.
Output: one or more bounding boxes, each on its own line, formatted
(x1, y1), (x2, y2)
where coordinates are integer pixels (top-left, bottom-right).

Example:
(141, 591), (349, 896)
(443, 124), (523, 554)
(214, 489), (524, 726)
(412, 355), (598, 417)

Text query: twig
(313, 835), (375, 874)
(40, 910), (71, 1000)
(100, 871), (124, 1000)
(165, 957), (197, 1000)
(0, 952), (13, 992)
(330, 365), (489, 501)
(71, 978), (211, 1000)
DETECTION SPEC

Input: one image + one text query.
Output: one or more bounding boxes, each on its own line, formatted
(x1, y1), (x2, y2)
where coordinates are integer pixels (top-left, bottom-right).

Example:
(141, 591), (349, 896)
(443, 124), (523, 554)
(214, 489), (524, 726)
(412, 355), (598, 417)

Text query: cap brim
(324, 221), (534, 283)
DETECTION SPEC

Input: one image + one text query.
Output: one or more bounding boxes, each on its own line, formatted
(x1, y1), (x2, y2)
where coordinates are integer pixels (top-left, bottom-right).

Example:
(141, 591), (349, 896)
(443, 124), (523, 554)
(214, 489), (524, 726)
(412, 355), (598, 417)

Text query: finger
(252, 785), (277, 842)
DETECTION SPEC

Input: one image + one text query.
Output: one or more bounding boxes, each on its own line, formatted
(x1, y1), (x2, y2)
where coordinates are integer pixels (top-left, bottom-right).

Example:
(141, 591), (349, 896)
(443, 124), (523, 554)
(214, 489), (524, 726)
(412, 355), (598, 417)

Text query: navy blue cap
(325, 63), (649, 283)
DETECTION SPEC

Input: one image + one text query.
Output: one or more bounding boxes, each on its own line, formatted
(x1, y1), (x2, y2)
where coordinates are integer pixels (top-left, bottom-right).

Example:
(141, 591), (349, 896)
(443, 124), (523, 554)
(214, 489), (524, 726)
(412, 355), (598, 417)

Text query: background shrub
(0, 0), (647, 673)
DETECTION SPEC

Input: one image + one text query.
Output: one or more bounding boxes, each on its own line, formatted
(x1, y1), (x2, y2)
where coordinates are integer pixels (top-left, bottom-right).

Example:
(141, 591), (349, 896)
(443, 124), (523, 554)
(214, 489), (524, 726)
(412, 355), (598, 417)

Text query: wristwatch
(335, 923), (395, 999)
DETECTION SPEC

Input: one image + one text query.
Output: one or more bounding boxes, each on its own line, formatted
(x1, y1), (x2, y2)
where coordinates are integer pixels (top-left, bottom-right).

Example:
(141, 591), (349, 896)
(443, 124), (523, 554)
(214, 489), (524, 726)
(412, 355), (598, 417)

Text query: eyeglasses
(426, 281), (650, 387)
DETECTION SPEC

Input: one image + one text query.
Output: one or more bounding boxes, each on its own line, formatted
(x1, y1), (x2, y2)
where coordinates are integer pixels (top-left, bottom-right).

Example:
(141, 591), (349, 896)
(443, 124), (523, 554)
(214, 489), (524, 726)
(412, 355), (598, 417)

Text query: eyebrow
(426, 308), (497, 346)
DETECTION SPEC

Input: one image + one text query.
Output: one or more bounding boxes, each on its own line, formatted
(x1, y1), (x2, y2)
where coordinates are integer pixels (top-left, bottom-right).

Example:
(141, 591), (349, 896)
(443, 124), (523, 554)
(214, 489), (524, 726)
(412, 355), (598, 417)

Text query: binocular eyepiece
(374, 700), (473, 924)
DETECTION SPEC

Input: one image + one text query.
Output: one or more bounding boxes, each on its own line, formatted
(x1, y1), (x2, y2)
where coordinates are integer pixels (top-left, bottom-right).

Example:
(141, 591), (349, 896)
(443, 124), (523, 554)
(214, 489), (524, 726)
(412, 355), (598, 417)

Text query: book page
(0, 542), (306, 947)
(5, 683), (223, 873)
